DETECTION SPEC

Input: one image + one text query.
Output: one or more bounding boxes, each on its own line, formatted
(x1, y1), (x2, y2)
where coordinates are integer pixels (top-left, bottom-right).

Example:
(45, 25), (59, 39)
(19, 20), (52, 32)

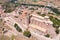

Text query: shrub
(40, 14), (45, 17)
(23, 30), (31, 38)
(55, 28), (59, 34)
(53, 24), (59, 28)
(14, 23), (22, 32)
(45, 34), (50, 37)
(49, 16), (60, 28)
(37, 12), (41, 15)
(29, 8), (34, 10)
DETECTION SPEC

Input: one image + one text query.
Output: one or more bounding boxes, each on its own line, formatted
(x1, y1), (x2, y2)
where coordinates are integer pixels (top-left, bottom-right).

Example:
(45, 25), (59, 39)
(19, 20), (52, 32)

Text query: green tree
(14, 23), (22, 32)
(23, 30), (31, 38)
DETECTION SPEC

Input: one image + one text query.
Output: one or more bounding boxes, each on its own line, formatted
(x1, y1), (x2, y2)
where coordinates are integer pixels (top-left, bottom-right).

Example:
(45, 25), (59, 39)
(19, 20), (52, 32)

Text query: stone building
(19, 9), (56, 37)
(29, 14), (56, 38)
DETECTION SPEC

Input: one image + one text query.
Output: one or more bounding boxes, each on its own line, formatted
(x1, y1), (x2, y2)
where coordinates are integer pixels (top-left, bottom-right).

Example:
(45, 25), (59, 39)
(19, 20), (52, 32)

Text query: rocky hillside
(17, 0), (60, 7)
(0, 0), (60, 7)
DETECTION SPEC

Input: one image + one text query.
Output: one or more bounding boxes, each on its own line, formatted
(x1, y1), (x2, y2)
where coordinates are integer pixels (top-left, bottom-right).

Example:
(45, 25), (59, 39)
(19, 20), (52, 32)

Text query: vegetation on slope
(49, 16), (60, 27)
(49, 16), (60, 34)
(1, 0), (60, 15)
(19, 3), (60, 15)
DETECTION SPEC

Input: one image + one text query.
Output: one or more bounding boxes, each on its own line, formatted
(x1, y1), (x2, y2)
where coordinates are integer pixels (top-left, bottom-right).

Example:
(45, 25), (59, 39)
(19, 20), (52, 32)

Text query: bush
(40, 14), (45, 17)
(55, 28), (59, 34)
(29, 8), (34, 10)
(23, 30), (31, 38)
(37, 12), (46, 17)
(37, 12), (41, 15)
(45, 34), (50, 37)
(14, 23), (22, 32)
(53, 24), (59, 28)
(49, 16), (60, 27)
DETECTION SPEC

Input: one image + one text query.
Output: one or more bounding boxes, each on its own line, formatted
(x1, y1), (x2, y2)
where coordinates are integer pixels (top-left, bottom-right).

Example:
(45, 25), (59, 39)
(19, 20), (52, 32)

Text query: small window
(2, 28), (4, 31)
(15, 16), (18, 18)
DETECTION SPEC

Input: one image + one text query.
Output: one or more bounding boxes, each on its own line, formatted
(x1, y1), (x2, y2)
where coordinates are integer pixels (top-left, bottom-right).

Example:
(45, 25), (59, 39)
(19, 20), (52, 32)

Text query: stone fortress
(0, 1), (60, 40)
